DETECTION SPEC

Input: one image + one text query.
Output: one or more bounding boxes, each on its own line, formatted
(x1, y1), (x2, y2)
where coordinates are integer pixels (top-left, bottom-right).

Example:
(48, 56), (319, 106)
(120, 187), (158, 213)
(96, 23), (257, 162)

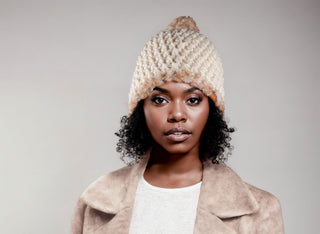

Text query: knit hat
(128, 16), (225, 114)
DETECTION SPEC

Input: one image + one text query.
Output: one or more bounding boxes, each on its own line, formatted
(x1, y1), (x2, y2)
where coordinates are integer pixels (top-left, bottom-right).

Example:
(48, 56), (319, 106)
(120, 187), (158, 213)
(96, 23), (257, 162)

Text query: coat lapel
(81, 150), (259, 233)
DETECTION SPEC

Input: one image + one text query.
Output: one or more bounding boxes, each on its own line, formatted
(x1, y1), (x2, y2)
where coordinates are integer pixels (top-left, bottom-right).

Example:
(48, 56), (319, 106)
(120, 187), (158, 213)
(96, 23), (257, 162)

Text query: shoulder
(76, 156), (149, 213)
(243, 180), (284, 233)
(245, 182), (282, 215)
(82, 157), (147, 193)
(214, 163), (282, 211)
(246, 182), (281, 207)
(83, 164), (133, 192)
(76, 164), (134, 213)
(83, 164), (131, 195)
(222, 164), (283, 215)
(223, 165), (284, 232)
(70, 165), (133, 234)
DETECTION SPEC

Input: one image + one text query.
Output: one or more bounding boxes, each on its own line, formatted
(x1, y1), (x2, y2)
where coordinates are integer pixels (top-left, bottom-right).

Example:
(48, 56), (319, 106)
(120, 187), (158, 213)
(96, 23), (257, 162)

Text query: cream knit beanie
(128, 16), (225, 114)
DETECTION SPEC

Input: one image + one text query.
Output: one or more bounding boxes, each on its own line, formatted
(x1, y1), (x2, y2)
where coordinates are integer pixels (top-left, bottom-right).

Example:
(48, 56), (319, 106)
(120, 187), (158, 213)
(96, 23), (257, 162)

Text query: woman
(71, 16), (284, 234)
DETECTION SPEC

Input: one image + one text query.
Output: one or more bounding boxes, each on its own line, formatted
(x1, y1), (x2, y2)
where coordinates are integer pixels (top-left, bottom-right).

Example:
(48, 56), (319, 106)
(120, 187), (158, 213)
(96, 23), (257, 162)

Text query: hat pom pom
(166, 16), (200, 32)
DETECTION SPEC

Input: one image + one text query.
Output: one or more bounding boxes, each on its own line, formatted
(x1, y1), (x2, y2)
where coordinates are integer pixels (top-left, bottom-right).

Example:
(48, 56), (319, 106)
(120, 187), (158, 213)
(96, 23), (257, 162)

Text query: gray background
(1, 0), (319, 233)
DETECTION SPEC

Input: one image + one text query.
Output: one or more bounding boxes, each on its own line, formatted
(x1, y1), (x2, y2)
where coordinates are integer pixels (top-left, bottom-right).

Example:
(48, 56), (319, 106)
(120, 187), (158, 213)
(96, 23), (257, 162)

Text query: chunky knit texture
(128, 16), (225, 114)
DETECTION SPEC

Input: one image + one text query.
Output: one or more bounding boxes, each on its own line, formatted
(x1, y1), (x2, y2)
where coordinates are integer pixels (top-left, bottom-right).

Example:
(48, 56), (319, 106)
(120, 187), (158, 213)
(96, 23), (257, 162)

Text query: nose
(167, 100), (187, 123)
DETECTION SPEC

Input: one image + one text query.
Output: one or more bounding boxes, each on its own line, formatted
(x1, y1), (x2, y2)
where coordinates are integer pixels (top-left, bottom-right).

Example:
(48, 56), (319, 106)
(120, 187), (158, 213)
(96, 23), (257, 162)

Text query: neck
(148, 144), (202, 173)
(143, 144), (203, 188)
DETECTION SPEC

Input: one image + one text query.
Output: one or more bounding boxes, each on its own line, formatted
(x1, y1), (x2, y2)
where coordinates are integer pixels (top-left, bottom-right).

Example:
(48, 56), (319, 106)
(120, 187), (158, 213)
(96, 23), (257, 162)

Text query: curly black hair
(115, 98), (235, 164)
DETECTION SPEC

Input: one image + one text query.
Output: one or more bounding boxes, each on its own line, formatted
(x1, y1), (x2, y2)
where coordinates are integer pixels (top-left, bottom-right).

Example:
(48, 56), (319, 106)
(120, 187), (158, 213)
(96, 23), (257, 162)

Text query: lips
(165, 128), (191, 142)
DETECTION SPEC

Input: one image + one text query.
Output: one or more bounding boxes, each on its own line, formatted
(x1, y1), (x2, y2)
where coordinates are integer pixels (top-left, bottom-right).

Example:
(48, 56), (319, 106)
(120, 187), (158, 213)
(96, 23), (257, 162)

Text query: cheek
(144, 106), (166, 135)
(190, 107), (209, 132)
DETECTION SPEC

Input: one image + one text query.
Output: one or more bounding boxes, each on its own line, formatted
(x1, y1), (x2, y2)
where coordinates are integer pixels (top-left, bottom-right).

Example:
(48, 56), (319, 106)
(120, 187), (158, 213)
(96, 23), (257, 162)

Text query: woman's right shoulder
(71, 164), (134, 234)
(74, 155), (149, 214)
(81, 164), (133, 197)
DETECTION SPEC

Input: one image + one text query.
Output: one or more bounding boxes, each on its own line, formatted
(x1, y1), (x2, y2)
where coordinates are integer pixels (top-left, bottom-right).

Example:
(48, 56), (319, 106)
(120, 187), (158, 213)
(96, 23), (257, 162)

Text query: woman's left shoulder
(244, 182), (285, 233)
(225, 164), (283, 213)
(218, 163), (282, 208)
(245, 181), (282, 214)
(225, 165), (285, 232)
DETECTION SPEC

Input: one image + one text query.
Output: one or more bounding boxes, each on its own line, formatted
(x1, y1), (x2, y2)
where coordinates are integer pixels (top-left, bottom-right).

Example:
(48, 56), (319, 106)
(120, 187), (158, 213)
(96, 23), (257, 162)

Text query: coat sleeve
(70, 198), (87, 234)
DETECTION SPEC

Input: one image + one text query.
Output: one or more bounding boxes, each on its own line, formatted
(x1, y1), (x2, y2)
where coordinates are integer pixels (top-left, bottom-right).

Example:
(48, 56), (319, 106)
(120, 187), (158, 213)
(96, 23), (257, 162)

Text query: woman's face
(143, 81), (210, 156)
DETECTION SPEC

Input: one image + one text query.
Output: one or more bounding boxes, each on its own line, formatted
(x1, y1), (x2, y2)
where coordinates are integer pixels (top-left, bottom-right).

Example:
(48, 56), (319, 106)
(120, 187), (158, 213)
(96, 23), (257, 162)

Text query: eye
(187, 97), (202, 105)
(151, 96), (168, 105)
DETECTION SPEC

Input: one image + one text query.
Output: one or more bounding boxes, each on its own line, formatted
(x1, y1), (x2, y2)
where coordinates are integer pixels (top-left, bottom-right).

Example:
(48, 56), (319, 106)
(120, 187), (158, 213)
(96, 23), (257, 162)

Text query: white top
(129, 176), (202, 234)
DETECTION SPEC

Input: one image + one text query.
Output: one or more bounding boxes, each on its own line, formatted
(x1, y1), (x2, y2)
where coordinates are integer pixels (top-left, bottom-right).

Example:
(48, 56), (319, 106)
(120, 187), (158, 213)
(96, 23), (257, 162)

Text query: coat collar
(81, 149), (259, 220)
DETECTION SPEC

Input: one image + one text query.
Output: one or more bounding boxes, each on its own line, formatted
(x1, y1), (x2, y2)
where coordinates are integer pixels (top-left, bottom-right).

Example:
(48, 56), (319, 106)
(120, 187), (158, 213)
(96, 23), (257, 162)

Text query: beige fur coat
(71, 150), (284, 233)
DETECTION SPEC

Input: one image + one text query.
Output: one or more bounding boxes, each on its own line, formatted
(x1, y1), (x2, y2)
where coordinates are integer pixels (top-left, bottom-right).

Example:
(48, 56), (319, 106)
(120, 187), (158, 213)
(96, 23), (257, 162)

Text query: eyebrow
(152, 87), (200, 94)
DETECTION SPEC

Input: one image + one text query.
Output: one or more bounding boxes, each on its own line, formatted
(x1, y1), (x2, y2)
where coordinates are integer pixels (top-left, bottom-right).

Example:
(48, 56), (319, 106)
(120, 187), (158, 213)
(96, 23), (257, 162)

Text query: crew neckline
(141, 175), (202, 192)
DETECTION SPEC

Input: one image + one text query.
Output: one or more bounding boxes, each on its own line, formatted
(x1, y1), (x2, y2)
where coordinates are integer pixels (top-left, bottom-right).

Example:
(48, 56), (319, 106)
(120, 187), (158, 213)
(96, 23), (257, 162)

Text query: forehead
(152, 81), (201, 93)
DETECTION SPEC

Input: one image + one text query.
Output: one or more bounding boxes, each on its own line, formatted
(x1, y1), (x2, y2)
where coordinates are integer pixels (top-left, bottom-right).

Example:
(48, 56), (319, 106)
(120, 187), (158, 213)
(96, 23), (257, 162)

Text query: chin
(162, 143), (196, 155)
